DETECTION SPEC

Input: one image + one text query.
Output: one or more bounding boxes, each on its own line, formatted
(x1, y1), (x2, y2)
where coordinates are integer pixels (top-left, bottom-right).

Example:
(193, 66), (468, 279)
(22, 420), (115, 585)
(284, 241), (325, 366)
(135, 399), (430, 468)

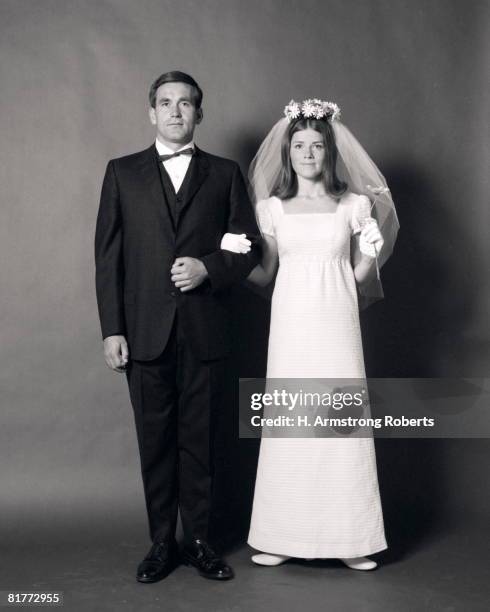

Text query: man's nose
(170, 104), (181, 117)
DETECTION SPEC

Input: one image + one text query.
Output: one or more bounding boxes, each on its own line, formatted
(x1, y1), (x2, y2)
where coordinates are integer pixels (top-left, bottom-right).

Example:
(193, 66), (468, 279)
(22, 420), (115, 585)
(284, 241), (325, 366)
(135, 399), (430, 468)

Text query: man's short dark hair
(149, 71), (203, 109)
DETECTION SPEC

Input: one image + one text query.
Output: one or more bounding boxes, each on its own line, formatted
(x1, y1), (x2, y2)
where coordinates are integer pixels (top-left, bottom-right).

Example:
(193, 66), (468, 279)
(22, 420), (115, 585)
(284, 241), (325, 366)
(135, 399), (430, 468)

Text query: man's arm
(200, 163), (262, 291)
(95, 160), (126, 339)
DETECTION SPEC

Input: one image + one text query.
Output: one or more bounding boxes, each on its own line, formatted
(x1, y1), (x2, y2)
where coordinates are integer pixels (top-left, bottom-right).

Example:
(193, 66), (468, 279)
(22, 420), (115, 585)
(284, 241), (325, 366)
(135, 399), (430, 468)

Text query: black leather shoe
(182, 539), (234, 580)
(136, 540), (178, 583)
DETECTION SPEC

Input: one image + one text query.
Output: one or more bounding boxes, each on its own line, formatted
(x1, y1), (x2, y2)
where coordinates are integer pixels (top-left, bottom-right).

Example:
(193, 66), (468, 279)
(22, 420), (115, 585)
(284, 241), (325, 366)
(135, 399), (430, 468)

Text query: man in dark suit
(95, 71), (261, 583)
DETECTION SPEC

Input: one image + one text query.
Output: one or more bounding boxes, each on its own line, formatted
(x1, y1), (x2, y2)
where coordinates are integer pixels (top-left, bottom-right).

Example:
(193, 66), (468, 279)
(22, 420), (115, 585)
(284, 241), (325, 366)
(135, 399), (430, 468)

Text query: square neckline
(274, 196), (339, 216)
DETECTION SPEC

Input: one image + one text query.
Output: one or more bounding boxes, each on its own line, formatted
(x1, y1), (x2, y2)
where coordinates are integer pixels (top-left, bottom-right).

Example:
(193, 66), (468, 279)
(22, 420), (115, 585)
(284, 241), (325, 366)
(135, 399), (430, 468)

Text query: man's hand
(171, 257), (209, 292)
(103, 335), (129, 372)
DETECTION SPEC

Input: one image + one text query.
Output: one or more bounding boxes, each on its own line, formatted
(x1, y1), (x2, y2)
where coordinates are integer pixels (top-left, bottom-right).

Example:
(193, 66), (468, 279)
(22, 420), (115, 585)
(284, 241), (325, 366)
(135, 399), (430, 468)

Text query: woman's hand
(220, 232), (251, 253)
(359, 219), (384, 258)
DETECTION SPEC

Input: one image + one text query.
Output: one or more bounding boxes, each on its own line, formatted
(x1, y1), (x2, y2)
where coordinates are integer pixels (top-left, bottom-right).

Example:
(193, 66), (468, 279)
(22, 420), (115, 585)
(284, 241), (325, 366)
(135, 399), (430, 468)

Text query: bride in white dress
(224, 99), (399, 571)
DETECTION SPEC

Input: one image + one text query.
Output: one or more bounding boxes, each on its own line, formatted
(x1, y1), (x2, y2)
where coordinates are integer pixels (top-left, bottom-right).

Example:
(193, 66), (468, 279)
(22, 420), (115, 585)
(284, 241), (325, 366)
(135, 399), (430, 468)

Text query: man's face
(149, 82), (202, 148)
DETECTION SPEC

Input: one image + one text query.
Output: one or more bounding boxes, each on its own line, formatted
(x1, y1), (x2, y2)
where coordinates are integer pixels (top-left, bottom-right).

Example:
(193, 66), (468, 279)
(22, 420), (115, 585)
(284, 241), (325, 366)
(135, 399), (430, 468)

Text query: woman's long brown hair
(272, 118), (347, 199)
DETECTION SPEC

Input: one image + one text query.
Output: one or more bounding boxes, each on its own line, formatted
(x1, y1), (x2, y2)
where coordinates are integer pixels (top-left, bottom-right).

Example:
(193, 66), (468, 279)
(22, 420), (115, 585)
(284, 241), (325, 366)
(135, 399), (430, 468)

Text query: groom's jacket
(95, 145), (261, 361)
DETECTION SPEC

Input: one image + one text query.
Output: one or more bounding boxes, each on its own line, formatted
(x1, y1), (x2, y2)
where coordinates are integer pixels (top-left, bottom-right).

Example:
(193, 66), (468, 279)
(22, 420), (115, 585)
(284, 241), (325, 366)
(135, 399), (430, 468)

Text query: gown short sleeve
(255, 198), (275, 237)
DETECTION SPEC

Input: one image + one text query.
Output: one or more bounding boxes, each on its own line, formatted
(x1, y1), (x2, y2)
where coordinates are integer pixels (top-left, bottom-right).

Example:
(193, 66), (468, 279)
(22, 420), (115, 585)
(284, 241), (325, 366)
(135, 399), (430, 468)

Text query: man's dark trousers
(126, 311), (225, 545)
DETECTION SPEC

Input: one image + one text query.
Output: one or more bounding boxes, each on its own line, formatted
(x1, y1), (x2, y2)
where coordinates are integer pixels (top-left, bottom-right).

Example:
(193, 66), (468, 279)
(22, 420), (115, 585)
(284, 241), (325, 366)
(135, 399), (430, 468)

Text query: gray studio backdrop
(1, 0), (489, 540)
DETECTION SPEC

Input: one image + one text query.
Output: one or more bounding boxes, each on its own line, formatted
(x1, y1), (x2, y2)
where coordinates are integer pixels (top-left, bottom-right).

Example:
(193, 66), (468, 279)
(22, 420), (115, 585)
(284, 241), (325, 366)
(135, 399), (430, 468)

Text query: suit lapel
(176, 147), (210, 228)
(138, 145), (176, 236)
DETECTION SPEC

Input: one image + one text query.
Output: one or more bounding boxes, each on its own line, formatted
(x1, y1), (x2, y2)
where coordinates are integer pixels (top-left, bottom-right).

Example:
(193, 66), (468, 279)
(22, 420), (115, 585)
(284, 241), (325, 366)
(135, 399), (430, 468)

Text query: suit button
(170, 291), (176, 297)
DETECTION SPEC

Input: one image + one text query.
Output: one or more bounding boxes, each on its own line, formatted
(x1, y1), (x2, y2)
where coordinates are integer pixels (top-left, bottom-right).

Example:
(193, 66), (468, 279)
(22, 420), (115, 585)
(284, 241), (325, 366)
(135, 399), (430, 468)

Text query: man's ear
(149, 107), (157, 125)
(196, 108), (203, 124)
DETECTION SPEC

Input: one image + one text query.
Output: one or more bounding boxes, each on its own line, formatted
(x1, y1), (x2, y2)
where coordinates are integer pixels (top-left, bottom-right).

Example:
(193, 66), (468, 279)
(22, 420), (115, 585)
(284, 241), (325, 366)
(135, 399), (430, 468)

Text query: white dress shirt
(155, 139), (194, 193)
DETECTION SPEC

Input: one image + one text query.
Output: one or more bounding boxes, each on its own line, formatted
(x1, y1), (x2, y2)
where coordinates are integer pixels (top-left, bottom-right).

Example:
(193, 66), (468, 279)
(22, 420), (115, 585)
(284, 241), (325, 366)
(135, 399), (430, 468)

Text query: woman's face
(290, 128), (326, 180)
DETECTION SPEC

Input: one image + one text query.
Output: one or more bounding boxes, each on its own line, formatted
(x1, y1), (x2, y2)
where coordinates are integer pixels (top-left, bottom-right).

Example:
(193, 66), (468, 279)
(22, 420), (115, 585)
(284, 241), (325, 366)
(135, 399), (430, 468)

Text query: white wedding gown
(247, 194), (387, 558)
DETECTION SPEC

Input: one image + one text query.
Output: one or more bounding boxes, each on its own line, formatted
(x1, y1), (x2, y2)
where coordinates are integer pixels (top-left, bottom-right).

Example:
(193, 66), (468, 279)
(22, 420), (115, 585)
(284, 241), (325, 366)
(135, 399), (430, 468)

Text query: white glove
(220, 233), (251, 254)
(359, 219), (384, 258)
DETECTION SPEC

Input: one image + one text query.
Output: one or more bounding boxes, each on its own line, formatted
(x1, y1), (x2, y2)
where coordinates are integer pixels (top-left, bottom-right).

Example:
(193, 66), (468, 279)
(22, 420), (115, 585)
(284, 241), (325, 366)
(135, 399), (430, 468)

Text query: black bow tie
(159, 147), (194, 162)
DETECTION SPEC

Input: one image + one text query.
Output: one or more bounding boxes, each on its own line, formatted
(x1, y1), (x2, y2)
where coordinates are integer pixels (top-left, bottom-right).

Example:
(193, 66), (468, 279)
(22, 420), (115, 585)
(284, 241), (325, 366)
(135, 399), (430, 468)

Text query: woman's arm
(351, 220), (384, 284)
(247, 234), (279, 287)
(352, 234), (378, 284)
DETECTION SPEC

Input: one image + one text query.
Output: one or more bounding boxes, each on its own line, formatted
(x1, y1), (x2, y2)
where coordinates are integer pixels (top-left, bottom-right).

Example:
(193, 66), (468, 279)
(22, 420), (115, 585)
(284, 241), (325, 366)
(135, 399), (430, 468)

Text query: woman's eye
(294, 144), (302, 149)
(314, 144), (324, 150)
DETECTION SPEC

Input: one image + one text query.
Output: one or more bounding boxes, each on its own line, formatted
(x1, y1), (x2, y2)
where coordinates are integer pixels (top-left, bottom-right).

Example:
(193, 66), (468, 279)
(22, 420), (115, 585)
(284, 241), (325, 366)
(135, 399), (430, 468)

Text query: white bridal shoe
(252, 553), (377, 570)
(251, 553), (291, 566)
(339, 556), (377, 570)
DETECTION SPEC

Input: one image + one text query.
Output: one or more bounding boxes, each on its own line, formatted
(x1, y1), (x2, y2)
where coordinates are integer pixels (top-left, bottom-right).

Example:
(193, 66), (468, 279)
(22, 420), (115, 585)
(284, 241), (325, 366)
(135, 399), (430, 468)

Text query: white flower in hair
(283, 98), (342, 122)
(284, 99), (301, 120)
(302, 99), (316, 118)
(324, 101), (341, 122)
(314, 104), (325, 119)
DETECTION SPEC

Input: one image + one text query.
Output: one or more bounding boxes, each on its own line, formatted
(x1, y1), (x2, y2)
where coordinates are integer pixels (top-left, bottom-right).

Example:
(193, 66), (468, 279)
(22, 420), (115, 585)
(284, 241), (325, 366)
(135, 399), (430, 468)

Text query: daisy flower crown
(284, 98), (341, 123)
